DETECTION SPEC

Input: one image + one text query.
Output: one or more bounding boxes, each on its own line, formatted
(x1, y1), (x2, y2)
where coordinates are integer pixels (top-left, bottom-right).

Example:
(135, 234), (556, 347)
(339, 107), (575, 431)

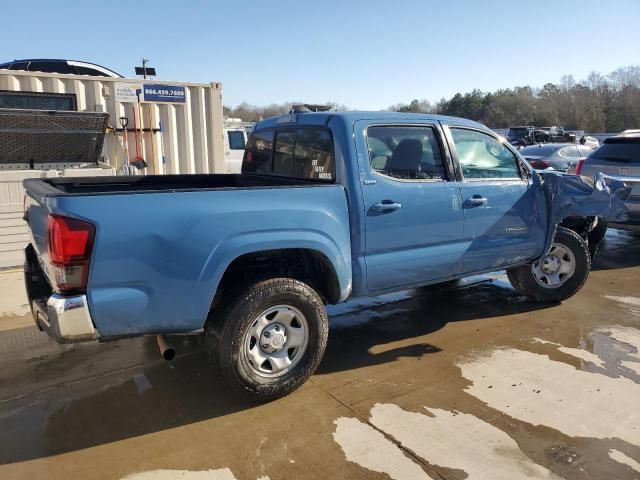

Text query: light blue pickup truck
(23, 111), (628, 399)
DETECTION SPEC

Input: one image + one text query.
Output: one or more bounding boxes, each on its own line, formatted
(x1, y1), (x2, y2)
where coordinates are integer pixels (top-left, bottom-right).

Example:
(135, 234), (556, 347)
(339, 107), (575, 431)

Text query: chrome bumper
(32, 294), (98, 343)
(25, 244), (98, 343)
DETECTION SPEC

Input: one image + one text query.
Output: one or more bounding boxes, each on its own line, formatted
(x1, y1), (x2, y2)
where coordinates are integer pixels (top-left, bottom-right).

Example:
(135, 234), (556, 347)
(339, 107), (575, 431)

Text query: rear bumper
(24, 244), (99, 343)
(31, 294), (98, 343)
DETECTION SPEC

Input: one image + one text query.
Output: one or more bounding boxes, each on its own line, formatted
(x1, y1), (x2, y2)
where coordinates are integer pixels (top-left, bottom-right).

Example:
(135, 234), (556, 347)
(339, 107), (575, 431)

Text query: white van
(224, 120), (254, 173)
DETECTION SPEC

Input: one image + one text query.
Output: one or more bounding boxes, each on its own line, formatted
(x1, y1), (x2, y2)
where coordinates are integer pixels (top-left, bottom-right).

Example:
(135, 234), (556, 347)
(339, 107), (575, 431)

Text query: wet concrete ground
(1, 230), (639, 480)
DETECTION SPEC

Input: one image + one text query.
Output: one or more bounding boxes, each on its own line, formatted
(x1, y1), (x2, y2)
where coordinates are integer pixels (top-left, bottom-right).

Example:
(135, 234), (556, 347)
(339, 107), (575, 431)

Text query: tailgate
(23, 178), (62, 282)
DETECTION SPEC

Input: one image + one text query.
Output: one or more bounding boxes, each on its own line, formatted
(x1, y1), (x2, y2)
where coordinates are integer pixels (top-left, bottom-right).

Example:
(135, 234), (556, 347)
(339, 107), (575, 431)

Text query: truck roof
(254, 111), (488, 132)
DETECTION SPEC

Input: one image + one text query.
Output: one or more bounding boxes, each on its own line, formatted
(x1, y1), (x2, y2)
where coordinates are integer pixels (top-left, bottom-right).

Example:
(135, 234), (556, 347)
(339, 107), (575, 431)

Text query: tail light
(530, 160), (550, 169)
(46, 214), (95, 293)
(574, 159), (584, 175)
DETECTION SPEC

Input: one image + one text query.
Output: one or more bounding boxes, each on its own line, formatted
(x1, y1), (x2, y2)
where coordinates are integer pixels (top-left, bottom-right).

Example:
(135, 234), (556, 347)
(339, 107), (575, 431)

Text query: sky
(2, 0), (639, 110)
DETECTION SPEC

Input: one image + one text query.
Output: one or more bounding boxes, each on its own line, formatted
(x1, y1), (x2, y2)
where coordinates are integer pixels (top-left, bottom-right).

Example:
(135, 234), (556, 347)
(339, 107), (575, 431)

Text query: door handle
(372, 200), (402, 212)
(463, 195), (488, 208)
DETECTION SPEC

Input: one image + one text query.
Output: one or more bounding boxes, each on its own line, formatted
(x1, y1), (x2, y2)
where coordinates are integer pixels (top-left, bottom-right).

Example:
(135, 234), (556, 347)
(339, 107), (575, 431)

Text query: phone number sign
(142, 84), (186, 103)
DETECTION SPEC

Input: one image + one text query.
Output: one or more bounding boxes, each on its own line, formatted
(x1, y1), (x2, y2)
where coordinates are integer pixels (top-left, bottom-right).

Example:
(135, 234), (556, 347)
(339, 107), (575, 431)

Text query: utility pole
(135, 59), (156, 78)
(142, 58), (149, 79)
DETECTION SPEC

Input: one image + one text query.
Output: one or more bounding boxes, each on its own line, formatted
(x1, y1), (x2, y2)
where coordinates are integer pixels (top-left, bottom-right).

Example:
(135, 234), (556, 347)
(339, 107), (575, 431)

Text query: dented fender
(537, 171), (631, 254)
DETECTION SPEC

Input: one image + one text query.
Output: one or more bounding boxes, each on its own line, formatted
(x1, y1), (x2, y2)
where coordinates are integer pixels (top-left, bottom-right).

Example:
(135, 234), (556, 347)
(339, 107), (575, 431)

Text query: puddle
(608, 450), (640, 473)
(603, 296), (640, 317)
(121, 469), (271, 480)
(121, 469), (237, 480)
(369, 403), (558, 479)
(334, 417), (433, 480)
(458, 347), (640, 446)
(532, 338), (606, 368)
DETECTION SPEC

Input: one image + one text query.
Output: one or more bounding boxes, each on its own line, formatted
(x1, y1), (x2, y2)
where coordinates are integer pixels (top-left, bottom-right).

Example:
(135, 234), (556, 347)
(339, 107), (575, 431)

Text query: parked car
(575, 135), (640, 235)
(519, 143), (594, 172)
(22, 111), (628, 400)
(0, 59), (122, 77)
(223, 121), (252, 173)
(579, 135), (600, 149)
(506, 126), (535, 146)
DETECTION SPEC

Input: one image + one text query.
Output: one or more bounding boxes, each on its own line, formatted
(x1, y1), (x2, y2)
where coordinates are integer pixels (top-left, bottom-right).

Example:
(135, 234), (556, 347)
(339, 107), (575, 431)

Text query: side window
(451, 128), (521, 179)
(366, 126), (446, 180)
(8, 62), (28, 71)
(242, 130), (273, 174)
(29, 61), (73, 74)
(227, 131), (246, 150)
(578, 145), (594, 156)
(74, 65), (106, 76)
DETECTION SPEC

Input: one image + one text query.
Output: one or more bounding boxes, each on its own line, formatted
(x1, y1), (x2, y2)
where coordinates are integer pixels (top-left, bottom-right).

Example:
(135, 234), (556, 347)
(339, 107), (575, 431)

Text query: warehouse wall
(0, 70), (225, 175)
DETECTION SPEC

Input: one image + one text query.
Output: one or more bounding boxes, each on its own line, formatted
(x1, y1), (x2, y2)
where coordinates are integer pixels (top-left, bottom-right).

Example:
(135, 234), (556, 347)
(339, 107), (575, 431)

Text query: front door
(446, 126), (546, 273)
(356, 122), (466, 292)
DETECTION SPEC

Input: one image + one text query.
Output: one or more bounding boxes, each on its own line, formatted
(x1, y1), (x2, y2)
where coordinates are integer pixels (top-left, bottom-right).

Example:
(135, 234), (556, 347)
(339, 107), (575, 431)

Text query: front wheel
(507, 227), (591, 303)
(205, 278), (328, 400)
(588, 217), (608, 244)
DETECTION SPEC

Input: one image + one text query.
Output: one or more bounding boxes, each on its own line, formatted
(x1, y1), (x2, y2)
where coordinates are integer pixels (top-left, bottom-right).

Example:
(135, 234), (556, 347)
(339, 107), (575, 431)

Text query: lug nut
(262, 344), (269, 349)
(264, 331), (271, 338)
(275, 325), (280, 331)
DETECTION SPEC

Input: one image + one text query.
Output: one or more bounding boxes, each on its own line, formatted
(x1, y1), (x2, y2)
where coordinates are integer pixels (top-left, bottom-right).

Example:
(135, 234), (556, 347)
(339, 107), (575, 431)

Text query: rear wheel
(205, 278), (328, 400)
(507, 227), (591, 302)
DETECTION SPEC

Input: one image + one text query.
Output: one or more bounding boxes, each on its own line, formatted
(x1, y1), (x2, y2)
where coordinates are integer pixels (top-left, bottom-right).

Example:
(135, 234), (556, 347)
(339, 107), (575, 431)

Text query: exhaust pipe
(156, 334), (175, 361)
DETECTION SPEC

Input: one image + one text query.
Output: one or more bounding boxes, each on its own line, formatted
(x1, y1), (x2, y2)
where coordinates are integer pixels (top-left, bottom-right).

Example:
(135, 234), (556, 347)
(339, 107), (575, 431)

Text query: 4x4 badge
(619, 167), (629, 175)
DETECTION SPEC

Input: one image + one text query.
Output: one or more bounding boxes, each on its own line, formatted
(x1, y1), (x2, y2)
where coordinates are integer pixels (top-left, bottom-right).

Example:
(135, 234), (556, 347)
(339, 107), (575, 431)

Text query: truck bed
(23, 173), (351, 338)
(24, 173), (330, 198)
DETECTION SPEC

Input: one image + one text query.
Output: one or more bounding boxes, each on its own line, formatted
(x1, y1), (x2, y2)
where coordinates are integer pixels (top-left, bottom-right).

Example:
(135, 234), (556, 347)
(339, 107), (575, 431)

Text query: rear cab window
(242, 128), (335, 181)
(242, 130), (274, 174)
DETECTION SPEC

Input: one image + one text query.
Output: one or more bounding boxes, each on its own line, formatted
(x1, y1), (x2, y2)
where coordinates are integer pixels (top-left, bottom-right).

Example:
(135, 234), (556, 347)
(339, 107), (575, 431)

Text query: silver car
(520, 143), (593, 172)
(577, 135), (640, 233)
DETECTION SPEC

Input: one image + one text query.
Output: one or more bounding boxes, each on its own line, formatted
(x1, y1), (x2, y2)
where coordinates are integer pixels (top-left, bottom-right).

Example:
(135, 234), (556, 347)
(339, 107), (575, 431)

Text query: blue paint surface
(25, 112), (629, 337)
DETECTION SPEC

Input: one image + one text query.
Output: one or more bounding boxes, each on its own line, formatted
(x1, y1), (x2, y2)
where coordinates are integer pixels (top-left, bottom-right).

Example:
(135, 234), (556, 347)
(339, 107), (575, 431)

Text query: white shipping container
(0, 70), (225, 175)
(0, 70), (226, 268)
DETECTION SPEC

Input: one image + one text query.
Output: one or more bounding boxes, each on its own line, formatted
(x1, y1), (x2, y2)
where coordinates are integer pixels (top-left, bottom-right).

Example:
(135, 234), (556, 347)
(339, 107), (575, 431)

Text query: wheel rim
(531, 243), (576, 288)
(242, 305), (309, 378)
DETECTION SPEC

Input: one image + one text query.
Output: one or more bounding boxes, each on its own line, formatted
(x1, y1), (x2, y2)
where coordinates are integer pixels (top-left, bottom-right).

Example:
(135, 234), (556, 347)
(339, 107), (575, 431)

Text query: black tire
(205, 277), (328, 401)
(588, 217), (608, 244)
(507, 227), (591, 303)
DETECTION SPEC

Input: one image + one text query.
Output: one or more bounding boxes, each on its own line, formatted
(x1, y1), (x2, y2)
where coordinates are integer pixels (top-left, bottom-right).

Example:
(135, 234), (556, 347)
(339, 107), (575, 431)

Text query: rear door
(445, 126), (546, 273)
(355, 121), (466, 291)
